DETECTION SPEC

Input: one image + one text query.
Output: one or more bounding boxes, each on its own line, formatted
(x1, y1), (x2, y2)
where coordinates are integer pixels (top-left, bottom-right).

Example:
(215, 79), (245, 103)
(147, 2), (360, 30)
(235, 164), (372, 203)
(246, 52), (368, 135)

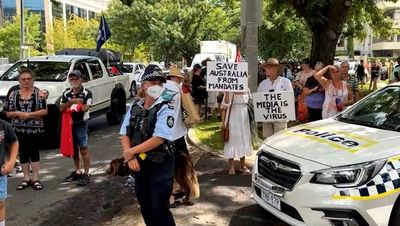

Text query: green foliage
(107, 0), (240, 65)
(259, 1), (311, 61)
(0, 12), (43, 62)
(46, 17), (99, 53)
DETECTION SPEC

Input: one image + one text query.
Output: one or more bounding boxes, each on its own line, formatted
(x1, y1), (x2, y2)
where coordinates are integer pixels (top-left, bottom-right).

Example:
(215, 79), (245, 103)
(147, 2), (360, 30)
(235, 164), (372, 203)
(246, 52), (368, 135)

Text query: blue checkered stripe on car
(335, 159), (400, 198)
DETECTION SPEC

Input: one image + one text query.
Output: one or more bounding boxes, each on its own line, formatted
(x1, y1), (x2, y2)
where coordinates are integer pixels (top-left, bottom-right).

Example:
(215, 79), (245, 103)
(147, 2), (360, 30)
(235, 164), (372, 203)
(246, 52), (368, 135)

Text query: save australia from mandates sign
(206, 61), (248, 92)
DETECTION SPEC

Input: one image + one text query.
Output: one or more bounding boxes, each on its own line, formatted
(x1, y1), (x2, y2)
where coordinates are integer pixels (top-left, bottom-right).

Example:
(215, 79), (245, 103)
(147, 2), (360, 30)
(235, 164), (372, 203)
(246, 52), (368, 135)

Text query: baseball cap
(140, 65), (166, 83)
(69, 70), (82, 77)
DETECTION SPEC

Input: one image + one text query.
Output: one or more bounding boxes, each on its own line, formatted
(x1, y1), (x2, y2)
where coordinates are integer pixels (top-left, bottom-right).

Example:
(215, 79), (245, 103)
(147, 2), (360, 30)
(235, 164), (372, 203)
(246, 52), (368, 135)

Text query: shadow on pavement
(229, 204), (290, 226)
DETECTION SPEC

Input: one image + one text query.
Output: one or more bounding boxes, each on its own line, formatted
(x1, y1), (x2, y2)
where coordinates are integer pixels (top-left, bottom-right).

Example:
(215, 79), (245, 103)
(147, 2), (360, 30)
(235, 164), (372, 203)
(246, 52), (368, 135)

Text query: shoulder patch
(167, 116), (174, 128)
(161, 88), (177, 101)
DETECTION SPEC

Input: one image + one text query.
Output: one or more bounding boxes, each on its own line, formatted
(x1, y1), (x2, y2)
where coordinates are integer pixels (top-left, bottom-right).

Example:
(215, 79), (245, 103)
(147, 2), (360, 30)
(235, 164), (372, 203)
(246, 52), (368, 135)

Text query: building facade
(0, 0), (110, 32)
(337, 1), (400, 58)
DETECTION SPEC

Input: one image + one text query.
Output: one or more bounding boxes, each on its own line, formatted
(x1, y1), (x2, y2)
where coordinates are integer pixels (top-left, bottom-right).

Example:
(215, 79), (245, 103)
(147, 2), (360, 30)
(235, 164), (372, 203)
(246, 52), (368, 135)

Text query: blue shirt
(119, 98), (175, 141)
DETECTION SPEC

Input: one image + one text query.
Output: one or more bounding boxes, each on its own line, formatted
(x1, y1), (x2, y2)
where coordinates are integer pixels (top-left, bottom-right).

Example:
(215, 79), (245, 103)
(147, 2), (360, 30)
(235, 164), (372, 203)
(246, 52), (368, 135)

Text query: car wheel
(106, 97), (125, 125)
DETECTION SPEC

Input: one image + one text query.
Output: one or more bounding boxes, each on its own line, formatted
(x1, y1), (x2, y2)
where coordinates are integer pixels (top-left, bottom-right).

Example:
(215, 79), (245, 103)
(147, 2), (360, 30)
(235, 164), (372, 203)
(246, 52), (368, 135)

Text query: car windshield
(120, 64), (134, 73)
(337, 86), (400, 131)
(1, 61), (70, 81)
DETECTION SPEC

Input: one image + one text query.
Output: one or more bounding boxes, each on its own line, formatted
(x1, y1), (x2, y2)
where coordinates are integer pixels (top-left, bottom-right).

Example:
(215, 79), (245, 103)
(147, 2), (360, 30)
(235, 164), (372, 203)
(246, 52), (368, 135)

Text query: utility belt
(137, 141), (175, 163)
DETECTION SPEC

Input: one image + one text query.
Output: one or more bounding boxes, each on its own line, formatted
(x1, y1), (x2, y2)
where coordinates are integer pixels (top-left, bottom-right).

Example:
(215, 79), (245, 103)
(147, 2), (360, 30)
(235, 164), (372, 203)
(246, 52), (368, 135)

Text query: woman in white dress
(221, 92), (252, 175)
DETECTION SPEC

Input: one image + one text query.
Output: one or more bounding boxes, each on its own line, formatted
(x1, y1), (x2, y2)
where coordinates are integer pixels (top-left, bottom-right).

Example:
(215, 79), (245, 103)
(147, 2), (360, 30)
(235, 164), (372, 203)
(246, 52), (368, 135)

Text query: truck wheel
(106, 97), (125, 125)
(130, 81), (137, 97)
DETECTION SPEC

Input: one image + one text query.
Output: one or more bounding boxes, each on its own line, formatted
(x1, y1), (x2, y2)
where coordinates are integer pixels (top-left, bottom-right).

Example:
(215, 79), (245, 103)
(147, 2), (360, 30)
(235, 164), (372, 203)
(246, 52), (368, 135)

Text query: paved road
(6, 113), (288, 226)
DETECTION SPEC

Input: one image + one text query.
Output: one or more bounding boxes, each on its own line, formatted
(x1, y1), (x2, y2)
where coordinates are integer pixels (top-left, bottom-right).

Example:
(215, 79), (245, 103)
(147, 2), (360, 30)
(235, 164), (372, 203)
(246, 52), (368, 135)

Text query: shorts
(73, 123), (88, 148)
(0, 176), (7, 201)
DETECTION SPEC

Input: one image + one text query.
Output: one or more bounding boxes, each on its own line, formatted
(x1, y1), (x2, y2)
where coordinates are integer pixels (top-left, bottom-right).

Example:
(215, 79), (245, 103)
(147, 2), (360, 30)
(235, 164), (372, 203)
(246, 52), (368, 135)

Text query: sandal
(32, 180), (43, 190)
(16, 180), (31, 190)
(239, 167), (251, 175)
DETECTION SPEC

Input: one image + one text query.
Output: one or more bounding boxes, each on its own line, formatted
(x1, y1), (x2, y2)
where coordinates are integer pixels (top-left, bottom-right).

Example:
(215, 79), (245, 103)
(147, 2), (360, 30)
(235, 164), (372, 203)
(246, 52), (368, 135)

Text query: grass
(192, 118), (224, 152)
(193, 80), (391, 152)
(359, 80), (388, 98)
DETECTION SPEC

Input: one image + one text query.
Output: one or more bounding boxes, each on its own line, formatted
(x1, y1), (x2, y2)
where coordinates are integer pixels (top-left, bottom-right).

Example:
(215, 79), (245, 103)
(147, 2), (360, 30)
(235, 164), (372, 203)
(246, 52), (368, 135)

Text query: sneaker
(77, 174), (90, 186)
(63, 171), (82, 182)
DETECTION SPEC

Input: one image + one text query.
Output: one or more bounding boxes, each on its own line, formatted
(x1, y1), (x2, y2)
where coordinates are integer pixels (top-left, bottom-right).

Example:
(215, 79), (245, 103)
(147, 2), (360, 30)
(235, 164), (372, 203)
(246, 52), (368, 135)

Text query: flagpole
(102, 15), (110, 68)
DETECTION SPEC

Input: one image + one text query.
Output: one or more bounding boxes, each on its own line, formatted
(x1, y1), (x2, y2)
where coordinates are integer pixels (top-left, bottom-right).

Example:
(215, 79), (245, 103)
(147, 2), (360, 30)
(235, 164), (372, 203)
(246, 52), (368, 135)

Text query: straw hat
(169, 65), (184, 78)
(262, 58), (284, 75)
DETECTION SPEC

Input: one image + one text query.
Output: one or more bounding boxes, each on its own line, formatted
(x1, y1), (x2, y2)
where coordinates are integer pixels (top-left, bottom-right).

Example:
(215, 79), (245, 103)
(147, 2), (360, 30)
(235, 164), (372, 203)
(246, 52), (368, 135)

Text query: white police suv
(252, 84), (400, 226)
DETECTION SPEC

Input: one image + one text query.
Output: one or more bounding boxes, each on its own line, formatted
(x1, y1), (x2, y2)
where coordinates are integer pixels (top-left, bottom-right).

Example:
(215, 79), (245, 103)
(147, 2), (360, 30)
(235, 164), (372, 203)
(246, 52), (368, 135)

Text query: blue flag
(96, 15), (112, 52)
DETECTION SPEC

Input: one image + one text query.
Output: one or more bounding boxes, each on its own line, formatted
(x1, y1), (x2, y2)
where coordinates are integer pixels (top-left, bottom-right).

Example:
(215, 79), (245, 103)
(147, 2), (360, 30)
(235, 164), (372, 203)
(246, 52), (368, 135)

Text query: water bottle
(335, 98), (343, 111)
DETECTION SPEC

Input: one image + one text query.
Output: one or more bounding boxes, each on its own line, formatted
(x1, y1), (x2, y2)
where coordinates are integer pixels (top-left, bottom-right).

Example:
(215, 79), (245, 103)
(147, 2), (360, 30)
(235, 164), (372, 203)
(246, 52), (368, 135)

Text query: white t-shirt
(164, 80), (187, 140)
(257, 76), (293, 92)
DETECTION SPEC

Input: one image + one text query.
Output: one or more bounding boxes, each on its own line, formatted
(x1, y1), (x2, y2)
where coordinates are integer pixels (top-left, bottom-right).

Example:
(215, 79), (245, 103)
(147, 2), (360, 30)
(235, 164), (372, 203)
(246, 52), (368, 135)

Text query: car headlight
(310, 160), (386, 188)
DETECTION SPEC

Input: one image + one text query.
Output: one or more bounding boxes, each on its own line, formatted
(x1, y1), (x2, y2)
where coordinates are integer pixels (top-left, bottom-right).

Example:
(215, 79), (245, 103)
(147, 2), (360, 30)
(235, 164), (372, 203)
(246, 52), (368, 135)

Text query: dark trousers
(17, 133), (40, 164)
(307, 108), (322, 122)
(134, 156), (175, 226)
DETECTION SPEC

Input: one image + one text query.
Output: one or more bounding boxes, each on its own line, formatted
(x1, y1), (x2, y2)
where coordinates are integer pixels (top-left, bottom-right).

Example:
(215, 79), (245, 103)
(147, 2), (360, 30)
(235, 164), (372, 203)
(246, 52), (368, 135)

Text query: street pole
(244, 0), (259, 93)
(20, 0), (24, 60)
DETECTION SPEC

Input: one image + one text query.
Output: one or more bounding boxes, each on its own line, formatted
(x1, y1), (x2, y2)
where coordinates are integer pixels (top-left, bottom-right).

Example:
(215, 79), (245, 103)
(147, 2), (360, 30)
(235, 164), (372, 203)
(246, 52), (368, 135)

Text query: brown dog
(106, 157), (130, 176)
(174, 150), (200, 203)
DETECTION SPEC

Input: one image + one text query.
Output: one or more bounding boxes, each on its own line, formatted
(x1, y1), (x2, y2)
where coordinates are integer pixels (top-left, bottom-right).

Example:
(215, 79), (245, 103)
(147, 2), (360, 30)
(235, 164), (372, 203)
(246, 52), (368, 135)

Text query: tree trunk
(347, 36), (354, 58)
(310, 30), (340, 65)
(286, 0), (352, 65)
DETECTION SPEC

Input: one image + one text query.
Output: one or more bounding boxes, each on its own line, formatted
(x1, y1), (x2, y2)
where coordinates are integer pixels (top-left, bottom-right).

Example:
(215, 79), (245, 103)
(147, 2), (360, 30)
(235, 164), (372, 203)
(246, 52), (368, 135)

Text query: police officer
(120, 65), (176, 226)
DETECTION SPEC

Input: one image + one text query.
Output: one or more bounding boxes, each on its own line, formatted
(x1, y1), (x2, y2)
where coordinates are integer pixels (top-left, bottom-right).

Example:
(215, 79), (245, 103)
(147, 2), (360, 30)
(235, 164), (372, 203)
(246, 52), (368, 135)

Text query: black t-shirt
(0, 120), (18, 167)
(191, 75), (207, 102)
(61, 87), (93, 125)
(305, 76), (321, 89)
(371, 66), (380, 78)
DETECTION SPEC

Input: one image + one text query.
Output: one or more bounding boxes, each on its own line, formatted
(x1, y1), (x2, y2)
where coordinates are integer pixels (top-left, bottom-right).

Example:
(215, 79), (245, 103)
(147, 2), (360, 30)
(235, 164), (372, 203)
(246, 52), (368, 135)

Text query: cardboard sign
(253, 91), (295, 122)
(206, 62), (248, 92)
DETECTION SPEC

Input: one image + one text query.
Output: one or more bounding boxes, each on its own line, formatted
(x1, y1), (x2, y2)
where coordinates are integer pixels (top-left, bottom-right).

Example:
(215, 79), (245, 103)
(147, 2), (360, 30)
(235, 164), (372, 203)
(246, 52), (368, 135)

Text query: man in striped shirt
(341, 61), (360, 102)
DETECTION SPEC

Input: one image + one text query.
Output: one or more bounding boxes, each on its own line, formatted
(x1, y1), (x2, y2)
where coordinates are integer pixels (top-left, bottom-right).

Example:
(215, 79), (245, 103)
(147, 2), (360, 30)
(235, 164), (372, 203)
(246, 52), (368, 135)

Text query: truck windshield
(1, 61), (71, 81)
(337, 86), (400, 131)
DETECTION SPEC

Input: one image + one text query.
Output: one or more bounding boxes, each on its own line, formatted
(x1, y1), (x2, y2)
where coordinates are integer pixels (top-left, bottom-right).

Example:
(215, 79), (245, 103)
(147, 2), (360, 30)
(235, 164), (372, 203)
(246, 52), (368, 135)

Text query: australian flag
(96, 15), (112, 52)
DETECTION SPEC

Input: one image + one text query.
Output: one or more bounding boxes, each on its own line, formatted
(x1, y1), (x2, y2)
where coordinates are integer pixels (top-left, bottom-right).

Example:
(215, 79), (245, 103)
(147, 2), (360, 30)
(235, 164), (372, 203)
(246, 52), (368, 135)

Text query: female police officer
(120, 65), (176, 226)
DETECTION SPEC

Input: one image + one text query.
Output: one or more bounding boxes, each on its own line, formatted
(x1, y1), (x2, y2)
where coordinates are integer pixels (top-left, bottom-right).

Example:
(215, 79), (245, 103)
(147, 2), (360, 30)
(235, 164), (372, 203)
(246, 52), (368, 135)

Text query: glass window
(73, 62), (90, 82)
(51, 1), (63, 20)
(338, 86), (400, 132)
(1, 61), (71, 81)
(87, 60), (103, 80)
(120, 64), (133, 73)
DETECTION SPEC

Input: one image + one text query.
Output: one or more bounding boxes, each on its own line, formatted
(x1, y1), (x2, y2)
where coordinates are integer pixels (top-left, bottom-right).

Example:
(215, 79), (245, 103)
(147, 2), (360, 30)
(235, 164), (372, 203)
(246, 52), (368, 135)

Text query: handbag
(221, 93), (234, 142)
(181, 86), (200, 127)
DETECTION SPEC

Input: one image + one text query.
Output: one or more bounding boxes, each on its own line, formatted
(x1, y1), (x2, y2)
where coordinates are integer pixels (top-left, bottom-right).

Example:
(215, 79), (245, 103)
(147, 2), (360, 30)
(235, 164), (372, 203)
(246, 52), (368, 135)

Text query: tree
(46, 16), (99, 53)
(281, 0), (399, 64)
(107, 0), (240, 66)
(259, 1), (311, 61)
(0, 12), (42, 62)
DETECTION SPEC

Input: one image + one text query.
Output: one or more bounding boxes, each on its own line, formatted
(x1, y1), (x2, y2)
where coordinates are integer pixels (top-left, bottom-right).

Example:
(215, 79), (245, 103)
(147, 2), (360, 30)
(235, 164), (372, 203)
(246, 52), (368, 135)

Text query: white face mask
(146, 85), (164, 99)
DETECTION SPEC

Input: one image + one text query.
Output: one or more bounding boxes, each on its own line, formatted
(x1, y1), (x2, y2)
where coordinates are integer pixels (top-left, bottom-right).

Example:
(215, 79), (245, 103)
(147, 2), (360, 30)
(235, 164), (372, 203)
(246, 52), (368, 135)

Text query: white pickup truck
(0, 55), (130, 148)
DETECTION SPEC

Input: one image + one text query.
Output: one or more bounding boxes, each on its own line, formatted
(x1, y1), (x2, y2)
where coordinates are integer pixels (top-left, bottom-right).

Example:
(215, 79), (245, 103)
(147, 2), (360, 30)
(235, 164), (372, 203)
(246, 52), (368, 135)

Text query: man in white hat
(257, 58), (293, 139)
(164, 65), (199, 207)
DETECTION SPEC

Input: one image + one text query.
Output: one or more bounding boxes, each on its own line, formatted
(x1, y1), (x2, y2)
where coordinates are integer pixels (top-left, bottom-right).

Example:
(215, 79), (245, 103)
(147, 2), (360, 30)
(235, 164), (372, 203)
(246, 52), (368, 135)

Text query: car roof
(20, 55), (98, 62)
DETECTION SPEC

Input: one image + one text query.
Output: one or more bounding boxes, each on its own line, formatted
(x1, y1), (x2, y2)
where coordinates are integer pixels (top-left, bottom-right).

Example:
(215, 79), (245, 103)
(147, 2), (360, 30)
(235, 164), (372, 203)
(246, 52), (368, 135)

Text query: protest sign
(253, 91), (295, 122)
(206, 62), (248, 92)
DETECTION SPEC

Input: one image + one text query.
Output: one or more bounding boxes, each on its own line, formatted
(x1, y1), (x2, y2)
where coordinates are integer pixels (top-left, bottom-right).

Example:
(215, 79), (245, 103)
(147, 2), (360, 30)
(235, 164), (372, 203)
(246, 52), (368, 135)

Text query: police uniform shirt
(61, 87), (93, 125)
(119, 97), (175, 141)
(164, 80), (187, 140)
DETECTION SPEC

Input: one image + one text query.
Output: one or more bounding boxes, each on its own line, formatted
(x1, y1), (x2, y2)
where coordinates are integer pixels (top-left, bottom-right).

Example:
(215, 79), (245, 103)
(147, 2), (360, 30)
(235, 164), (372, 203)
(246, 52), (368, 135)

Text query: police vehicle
(252, 84), (400, 225)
